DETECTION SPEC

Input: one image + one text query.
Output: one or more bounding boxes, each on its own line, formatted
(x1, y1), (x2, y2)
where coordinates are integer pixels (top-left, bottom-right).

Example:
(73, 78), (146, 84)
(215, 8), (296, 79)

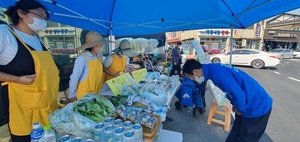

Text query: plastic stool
(207, 98), (231, 131)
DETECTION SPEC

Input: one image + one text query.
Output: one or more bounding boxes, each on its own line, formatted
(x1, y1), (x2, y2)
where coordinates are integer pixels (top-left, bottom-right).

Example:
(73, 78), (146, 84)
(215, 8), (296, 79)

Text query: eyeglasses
(27, 11), (48, 21)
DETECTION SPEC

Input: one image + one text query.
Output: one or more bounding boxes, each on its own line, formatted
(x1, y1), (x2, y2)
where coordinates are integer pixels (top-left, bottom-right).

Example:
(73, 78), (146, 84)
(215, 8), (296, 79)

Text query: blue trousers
(225, 108), (272, 142)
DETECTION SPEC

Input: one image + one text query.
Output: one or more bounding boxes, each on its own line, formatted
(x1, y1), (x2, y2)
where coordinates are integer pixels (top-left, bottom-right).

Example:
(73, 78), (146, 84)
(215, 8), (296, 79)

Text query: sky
(287, 8), (300, 15)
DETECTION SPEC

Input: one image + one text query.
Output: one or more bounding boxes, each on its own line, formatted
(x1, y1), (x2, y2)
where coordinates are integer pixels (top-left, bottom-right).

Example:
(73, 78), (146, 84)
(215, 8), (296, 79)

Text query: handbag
(0, 84), (9, 126)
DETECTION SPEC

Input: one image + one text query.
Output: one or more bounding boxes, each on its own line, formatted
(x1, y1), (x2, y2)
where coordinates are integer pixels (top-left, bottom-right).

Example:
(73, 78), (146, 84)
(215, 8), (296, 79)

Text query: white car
(293, 49), (300, 59)
(210, 49), (280, 69)
(269, 49), (294, 59)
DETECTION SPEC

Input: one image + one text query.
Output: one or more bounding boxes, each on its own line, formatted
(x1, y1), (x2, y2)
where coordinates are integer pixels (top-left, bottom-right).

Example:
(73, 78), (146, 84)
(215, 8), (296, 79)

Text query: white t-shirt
(0, 25), (44, 65)
(103, 54), (129, 68)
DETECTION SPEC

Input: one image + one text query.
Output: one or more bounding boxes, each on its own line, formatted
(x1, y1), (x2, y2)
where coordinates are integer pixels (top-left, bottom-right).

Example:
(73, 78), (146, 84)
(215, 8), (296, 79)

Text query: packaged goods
(30, 122), (44, 142)
(113, 127), (124, 142)
(42, 125), (56, 142)
(133, 123), (143, 142)
(94, 123), (105, 142)
(103, 125), (114, 142)
(58, 135), (71, 142)
(123, 130), (135, 142)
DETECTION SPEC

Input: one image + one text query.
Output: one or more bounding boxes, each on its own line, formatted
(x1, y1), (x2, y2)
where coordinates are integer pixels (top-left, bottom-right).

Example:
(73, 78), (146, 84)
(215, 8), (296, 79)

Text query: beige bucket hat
(112, 39), (139, 57)
(78, 31), (113, 50)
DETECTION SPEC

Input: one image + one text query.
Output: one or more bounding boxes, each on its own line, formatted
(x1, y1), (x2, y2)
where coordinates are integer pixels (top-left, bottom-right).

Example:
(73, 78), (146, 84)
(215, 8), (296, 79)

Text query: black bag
(0, 84), (9, 126)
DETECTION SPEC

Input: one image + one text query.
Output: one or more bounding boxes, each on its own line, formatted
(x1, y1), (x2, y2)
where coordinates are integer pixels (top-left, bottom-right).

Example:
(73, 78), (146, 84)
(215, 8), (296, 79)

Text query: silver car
(269, 49), (294, 59)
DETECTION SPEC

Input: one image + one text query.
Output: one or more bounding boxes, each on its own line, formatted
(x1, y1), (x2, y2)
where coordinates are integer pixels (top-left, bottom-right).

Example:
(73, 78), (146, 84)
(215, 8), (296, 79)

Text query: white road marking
(273, 71), (281, 74)
(287, 77), (300, 82)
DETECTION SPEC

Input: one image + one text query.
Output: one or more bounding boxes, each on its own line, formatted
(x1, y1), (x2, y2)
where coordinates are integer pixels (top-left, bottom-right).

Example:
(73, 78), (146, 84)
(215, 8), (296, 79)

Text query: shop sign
(204, 30), (229, 36)
(131, 68), (147, 83)
(273, 33), (297, 38)
(100, 73), (133, 96)
(43, 28), (75, 35)
(50, 48), (77, 54)
(256, 24), (261, 36)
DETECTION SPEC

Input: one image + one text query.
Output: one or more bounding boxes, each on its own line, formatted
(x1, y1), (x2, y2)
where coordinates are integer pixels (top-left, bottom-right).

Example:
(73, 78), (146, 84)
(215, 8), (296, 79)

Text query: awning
(264, 39), (300, 42)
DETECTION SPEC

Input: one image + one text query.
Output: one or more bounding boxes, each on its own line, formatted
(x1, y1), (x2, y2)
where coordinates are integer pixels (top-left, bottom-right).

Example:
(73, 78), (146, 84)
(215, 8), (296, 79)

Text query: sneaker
(199, 107), (206, 114)
(175, 101), (181, 110)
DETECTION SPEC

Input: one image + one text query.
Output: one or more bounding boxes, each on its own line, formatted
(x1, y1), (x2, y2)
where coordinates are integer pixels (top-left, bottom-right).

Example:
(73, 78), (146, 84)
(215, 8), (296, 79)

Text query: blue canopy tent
(1, 0), (300, 62)
(1, 0), (299, 36)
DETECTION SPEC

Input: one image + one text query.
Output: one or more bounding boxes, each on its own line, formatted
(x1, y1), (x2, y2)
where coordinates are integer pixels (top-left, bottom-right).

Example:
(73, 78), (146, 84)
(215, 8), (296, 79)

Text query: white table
(157, 129), (183, 142)
(165, 82), (181, 108)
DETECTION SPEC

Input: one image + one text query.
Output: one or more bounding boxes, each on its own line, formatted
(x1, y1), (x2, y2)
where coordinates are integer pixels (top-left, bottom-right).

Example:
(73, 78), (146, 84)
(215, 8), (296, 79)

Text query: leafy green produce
(109, 95), (128, 106)
(73, 96), (116, 123)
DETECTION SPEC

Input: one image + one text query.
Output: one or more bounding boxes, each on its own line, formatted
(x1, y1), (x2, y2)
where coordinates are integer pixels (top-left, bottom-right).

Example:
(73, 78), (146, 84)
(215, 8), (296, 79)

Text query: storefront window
(47, 21), (59, 27)
(47, 37), (75, 49)
(171, 32), (176, 38)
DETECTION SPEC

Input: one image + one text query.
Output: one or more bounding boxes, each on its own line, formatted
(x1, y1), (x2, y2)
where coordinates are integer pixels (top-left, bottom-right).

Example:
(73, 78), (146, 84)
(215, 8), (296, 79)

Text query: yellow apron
(5, 28), (59, 135)
(105, 54), (127, 81)
(76, 54), (104, 100)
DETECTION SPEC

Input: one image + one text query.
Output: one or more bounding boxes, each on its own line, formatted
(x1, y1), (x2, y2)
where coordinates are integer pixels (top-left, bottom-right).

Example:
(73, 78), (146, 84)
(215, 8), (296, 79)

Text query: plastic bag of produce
(142, 92), (167, 106)
(206, 79), (228, 106)
(49, 94), (116, 139)
(49, 103), (94, 139)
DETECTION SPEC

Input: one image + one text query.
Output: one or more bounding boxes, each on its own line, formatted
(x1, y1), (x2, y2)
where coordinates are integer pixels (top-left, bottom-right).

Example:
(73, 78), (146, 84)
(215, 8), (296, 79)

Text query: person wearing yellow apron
(68, 31), (112, 101)
(0, 1), (59, 141)
(104, 39), (138, 81)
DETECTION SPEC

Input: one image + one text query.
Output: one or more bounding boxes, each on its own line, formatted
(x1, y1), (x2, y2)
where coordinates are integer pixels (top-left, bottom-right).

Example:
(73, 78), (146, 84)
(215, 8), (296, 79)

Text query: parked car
(269, 49), (294, 59)
(210, 49), (280, 69)
(206, 49), (223, 54)
(293, 49), (300, 59)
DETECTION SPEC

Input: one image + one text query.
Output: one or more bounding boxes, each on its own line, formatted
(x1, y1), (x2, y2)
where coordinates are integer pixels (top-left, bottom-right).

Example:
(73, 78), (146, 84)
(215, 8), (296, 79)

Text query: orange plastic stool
(207, 98), (231, 131)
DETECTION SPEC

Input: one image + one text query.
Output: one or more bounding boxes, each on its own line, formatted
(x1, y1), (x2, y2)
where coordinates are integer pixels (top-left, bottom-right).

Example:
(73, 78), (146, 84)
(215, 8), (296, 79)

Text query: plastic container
(123, 121), (132, 131)
(30, 122), (44, 142)
(123, 130), (135, 142)
(153, 123), (163, 142)
(133, 123), (143, 142)
(113, 127), (124, 142)
(58, 135), (71, 142)
(42, 125), (56, 142)
(104, 125), (114, 142)
(94, 123), (105, 142)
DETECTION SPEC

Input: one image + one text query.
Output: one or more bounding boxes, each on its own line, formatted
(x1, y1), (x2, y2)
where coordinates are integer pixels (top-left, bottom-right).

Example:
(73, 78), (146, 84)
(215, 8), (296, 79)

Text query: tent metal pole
(229, 27), (234, 65)
(109, 26), (113, 54)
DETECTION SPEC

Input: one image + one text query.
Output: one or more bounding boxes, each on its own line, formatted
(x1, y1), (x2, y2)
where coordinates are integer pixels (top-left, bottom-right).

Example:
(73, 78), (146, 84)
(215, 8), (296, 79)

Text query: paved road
(163, 59), (300, 142)
(241, 59), (300, 142)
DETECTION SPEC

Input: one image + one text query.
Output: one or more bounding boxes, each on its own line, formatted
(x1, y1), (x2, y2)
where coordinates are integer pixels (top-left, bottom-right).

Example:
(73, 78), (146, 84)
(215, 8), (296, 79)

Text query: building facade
(169, 21), (266, 52)
(264, 13), (300, 51)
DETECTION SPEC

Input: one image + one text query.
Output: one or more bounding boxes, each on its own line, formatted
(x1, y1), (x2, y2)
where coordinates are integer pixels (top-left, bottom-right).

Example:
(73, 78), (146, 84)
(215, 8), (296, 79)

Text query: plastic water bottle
(30, 122), (44, 142)
(42, 125), (56, 142)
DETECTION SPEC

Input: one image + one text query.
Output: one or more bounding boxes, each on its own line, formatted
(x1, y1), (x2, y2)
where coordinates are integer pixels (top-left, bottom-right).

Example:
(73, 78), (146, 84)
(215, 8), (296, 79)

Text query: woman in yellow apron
(104, 39), (138, 81)
(68, 31), (112, 101)
(0, 1), (59, 141)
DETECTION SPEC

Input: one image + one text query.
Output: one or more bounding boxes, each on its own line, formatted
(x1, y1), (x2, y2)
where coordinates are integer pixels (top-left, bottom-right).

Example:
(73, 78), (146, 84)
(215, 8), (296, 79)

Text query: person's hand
(232, 106), (242, 116)
(67, 97), (76, 102)
(17, 74), (37, 85)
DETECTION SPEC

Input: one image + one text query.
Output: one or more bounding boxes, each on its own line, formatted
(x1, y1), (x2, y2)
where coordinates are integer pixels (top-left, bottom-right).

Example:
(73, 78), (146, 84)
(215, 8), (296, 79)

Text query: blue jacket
(202, 63), (273, 118)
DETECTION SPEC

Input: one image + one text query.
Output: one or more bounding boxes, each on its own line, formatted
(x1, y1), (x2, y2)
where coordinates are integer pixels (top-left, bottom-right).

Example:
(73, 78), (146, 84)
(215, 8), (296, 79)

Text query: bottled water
(113, 127), (124, 142)
(42, 125), (56, 142)
(30, 122), (44, 142)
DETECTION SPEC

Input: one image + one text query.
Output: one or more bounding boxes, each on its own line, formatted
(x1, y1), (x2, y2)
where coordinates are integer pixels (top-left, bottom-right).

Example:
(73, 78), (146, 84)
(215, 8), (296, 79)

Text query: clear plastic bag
(49, 94), (101, 139)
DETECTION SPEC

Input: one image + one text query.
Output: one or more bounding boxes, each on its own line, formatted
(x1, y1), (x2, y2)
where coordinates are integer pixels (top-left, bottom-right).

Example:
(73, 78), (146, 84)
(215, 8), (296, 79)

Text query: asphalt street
(163, 59), (300, 142)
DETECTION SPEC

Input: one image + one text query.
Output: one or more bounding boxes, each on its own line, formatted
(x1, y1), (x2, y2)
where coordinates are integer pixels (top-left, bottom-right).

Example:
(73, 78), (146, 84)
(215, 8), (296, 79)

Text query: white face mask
(195, 76), (205, 83)
(27, 17), (47, 31)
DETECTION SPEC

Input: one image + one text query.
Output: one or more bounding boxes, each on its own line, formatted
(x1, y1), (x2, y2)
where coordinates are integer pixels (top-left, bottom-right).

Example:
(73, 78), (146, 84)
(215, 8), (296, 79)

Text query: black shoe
(199, 107), (206, 114)
(193, 107), (199, 118)
(175, 101), (181, 110)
